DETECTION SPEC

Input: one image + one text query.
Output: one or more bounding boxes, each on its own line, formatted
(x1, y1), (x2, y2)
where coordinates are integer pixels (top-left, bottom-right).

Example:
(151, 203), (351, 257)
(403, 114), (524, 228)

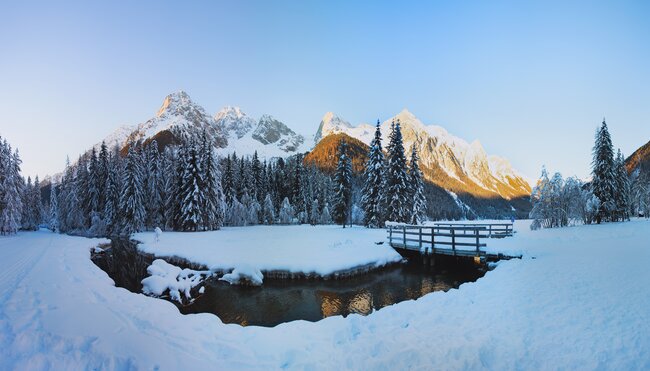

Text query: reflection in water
(93, 240), (488, 328)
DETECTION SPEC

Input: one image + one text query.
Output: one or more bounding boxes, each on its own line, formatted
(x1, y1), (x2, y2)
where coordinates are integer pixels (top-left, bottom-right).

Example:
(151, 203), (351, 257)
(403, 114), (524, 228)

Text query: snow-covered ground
(1, 220), (650, 369)
(134, 225), (402, 278)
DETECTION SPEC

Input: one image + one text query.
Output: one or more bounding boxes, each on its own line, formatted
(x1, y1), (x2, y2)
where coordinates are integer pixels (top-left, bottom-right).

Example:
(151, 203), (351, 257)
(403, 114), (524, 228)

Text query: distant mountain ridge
(94, 91), (531, 214)
(315, 109), (531, 201)
(102, 91), (308, 158)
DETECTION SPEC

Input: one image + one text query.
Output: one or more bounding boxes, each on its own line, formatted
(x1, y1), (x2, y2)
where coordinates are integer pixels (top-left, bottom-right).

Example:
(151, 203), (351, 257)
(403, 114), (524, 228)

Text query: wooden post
(451, 228), (456, 256)
(489, 224), (492, 238)
(418, 227), (422, 251)
(431, 227), (435, 253)
(389, 227), (393, 245)
(475, 228), (480, 256)
(403, 227), (406, 247)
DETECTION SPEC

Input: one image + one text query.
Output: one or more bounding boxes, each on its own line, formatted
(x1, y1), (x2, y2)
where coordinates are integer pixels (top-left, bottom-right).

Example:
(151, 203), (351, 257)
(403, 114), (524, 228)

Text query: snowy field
(134, 225), (402, 278)
(1, 220), (650, 369)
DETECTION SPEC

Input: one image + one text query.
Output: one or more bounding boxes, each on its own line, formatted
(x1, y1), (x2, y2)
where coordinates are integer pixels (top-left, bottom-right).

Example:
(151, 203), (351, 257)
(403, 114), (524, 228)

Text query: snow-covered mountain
(100, 91), (308, 158)
(315, 109), (531, 199)
(92, 92), (528, 199)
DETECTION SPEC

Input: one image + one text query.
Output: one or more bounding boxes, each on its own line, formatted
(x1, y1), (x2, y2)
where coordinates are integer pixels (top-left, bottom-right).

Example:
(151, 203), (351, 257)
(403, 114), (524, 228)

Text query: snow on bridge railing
(386, 224), (489, 257)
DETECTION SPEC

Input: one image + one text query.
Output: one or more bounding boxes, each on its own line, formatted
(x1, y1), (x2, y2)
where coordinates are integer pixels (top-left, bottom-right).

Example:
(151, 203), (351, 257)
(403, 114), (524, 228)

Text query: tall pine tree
(332, 139), (352, 227)
(591, 119), (616, 223)
(383, 119), (409, 223)
(408, 146), (426, 225)
(361, 119), (385, 228)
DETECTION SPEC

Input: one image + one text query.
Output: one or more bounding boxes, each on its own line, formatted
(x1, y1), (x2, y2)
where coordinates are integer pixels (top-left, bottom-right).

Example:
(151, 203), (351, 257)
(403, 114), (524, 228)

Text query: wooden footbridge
(386, 222), (515, 264)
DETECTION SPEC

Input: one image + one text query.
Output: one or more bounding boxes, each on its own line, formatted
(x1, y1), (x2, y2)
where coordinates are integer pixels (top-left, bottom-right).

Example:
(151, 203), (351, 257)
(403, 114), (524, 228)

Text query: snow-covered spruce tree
(614, 149), (631, 222)
(227, 198), (247, 226)
(177, 140), (205, 231)
(143, 142), (163, 229)
(310, 199), (320, 225)
(251, 150), (262, 201)
(163, 147), (181, 230)
(361, 119), (385, 228)
(292, 154), (305, 223)
(0, 142), (23, 235)
(591, 119), (616, 223)
(21, 176), (42, 231)
(97, 141), (110, 214)
(32, 176), (43, 228)
(86, 147), (100, 220)
(200, 133), (225, 230)
(119, 146), (146, 235)
(49, 183), (59, 232)
(261, 193), (275, 224)
(383, 119), (410, 223)
(222, 154), (236, 206)
(332, 139), (352, 227)
(408, 146), (426, 225)
(21, 177), (35, 230)
(278, 197), (295, 224)
(631, 172), (650, 217)
(104, 147), (123, 236)
(237, 156), (251, 201)
(320, 202), (332, 224)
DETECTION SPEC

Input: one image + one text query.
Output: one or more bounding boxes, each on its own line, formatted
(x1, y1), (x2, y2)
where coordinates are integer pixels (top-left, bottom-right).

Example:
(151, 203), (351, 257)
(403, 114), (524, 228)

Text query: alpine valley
(96, 91), (532, 219)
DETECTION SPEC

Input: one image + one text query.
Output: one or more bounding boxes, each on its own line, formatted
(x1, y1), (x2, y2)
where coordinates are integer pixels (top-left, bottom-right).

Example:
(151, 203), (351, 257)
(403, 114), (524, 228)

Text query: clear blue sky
(1, 0), (649, 182)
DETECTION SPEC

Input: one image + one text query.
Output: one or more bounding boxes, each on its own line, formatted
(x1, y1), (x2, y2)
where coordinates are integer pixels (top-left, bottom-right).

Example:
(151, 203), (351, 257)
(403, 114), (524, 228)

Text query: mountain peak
(315, 112), (353, 143)
(156, 90), (195, 118)
(214, 106), (248, 121)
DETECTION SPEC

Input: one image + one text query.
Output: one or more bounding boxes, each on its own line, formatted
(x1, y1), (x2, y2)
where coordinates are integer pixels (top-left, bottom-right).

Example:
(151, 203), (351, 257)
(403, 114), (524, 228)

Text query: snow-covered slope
(102, 91), (308, 158)
(316, 109), (531, 199)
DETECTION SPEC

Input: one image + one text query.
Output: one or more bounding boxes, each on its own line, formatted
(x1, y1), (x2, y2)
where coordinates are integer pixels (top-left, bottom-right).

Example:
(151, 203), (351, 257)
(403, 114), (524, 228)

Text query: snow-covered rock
(219, 264), (264, 286)
(141, 259), (211, 303)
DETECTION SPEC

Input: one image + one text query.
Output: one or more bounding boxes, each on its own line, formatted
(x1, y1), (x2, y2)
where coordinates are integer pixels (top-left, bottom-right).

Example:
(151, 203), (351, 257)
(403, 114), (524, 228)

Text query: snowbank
(141, 259), (211, 303)
(134, 225), (402, 278)
(2, 220), (650, 369)
(219, 264), (264, 286)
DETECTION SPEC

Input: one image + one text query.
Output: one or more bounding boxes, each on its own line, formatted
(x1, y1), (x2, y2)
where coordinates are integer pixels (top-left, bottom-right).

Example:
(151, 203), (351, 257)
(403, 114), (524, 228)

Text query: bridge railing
(431, 222), (514, 238)
(386, 224), (488, 256)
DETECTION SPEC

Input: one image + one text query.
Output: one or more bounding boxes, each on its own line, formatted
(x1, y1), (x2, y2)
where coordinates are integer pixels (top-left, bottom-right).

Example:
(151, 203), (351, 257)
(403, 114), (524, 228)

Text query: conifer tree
(178, 140), (204, 231)
(591, 119), (616, 223)
(32, 176), (43, 227)
(87, 147), (100, 217)
(310, 199), (320, 225)
(408, 146), (426, 225)
(251, 150), (262, 201)
(279, 197), (294, 224)
(222, 154), (236, 205)
(49, 183), (59, 232)
(320, 203), (332, 225)
(332, 140), (352, 227)
(383, 119), (409, 223)
(261, 193), (275, 224)
(120, 146), (146, 234)
(200, 134), (225, 230)
(361, 119), (385, 228)
(97, 141), (110, 213)
(614, 149), (631, 221)
(0, 144), (23, 235)
(104, 149), (122, 235)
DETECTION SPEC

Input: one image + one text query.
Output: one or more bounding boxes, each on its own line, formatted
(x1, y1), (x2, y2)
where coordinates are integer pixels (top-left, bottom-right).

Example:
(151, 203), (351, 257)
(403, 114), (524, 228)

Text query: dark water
(92, 240), (487, 327)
